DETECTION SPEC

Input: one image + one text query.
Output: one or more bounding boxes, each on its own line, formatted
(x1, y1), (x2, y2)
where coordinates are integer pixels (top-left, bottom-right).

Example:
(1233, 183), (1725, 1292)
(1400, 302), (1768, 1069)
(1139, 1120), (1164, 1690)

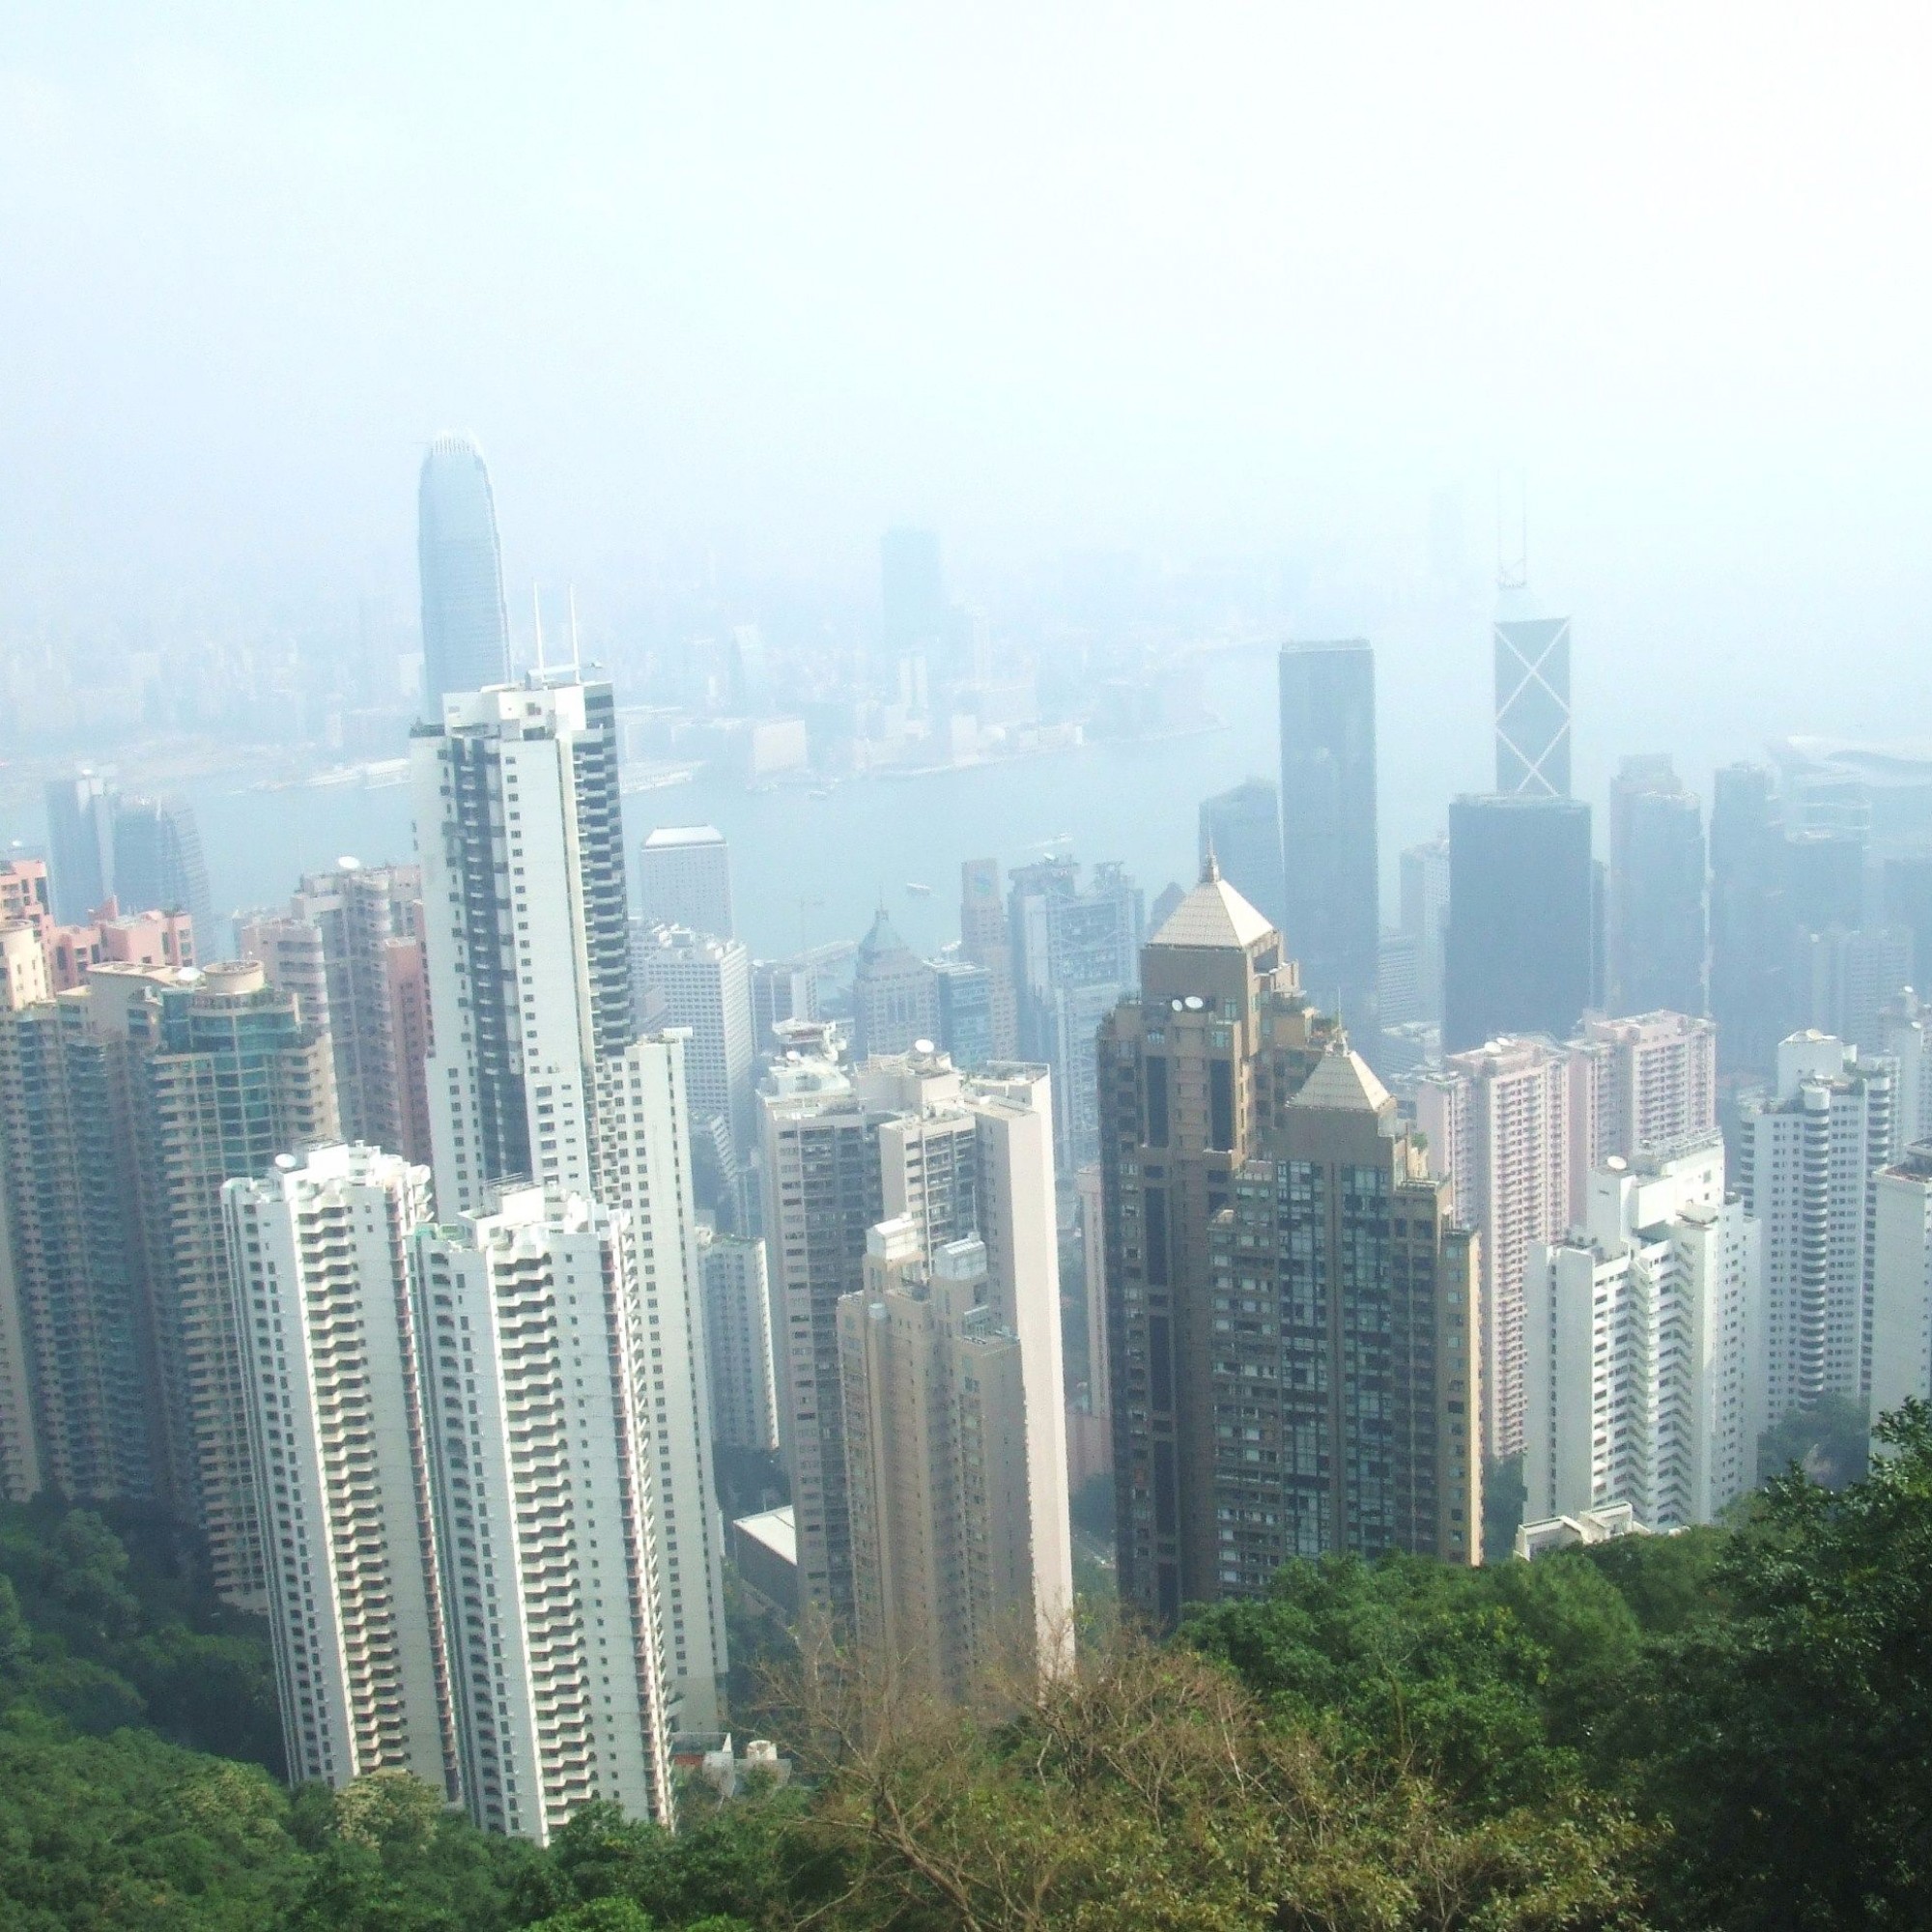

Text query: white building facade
(225, 1145), (455, 1795)
(1871, 1143), (1932, 1426)
(1525, 1136), (1762, 1529)
(415, 1188), (673, 1841)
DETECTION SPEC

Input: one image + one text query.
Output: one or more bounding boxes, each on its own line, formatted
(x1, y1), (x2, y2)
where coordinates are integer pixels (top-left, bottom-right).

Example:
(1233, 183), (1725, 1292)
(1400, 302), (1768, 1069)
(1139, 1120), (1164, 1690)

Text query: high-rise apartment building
(758, 1037), (1070, 1639)
(638, 826), (734, 939)
(1069, 1161), (1111, 1485)
(0, 860), (51, 956)
(1278, 641), (1378, 1028)
(43, 772), (115, 923)
(959, 859), (1020, 1059)
(838, 1228), (1040, 1697)
(632, 924), (755, 1151)
(1098, 862), (1480, 1629)
(1199, 778), (1286, 932)
(1871, 1144), (1932, 1426)
(1878, 994), (1932, 1150)
(1739, 1033), (1896, 1423)
(225, 1145), (455, 1794)
(416, 671), (725, 1733)
(851, 909), (938, 1061)
(241, 861), (431, 1164)
(417, 435), (512, 711)
(1608, 754), (1706, 1017)
(1009, 858), (1142, 1174)
(1525, 1136), (1761, 1529)
(699, 1228), (779, 1454)
(111, 796), (214, 950)
(415, 1187), (674, 1839)
(1418, 1010), (1718, 1462)
(1415, 1037), (1571, 1463)
(1709, 764), (1787, 1075)
(1443, 795), (1594, 1053)
(0, 934), (51, 1502)
(132, 962), (338, 1608)
(413, 676), (631, 1215)
(1492, 593), (1572, 797)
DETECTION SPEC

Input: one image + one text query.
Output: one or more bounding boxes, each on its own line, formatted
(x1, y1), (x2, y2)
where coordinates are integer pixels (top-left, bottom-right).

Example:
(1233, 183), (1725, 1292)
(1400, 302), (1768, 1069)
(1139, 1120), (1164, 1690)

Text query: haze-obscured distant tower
(638, 826), (734, 939)
(43, 773), (116, 923)
(698, 1228), (779, 1454)
(852, 908), (938, 1061)
(881, 527), (946, 665)
(1199, 778), (1286, 931)
(226, 1145), (456, 1795)
(1609, 754), (1706, 1017)
(1492, 586), (1572, 797)
(1710, 764), (1787, 1074)
(1278, 641), (1378, 1029)
(1009, 858), (1143, 1174)
(417, 435), (512, 711)
(1443, 795), (1594, 1053)
(1099, 865), (1479, 1629)
(959, 858), (1020, 1059)
(632, 923), (756, 1151)
(111, 796), (213, 951)
(1399, 835), (1451, 1023)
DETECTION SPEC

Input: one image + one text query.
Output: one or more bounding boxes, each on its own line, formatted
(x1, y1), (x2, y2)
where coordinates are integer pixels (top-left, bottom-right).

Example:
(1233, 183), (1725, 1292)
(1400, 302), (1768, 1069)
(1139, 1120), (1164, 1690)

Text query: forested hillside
(6, 1407), (1932, 1929)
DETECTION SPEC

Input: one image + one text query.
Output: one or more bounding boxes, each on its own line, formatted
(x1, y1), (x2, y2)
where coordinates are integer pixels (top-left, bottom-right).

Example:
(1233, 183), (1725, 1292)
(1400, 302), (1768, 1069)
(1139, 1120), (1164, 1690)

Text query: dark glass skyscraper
(1608, 753), (1706, 1016)
(1278, 641), (1378, 1030)
(1198, 777), (1286, 931)
(110, 796), (214, 952)
(417, 434), (512, 712)
(43, 772), (115, 923)
(1443, 795), (1595, 1052)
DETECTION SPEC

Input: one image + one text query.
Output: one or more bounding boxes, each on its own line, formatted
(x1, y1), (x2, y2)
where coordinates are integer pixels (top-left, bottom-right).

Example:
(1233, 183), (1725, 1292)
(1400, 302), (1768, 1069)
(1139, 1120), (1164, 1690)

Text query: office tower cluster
(758, 1035), (1071, 1684)
(43, 774), (214, 946)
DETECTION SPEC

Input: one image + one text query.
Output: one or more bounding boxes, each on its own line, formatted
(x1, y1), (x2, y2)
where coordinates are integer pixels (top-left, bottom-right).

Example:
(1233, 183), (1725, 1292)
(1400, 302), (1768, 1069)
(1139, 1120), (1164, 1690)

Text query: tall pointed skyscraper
(1492, 585), (1572, 797)
(417, 435), (512, 711)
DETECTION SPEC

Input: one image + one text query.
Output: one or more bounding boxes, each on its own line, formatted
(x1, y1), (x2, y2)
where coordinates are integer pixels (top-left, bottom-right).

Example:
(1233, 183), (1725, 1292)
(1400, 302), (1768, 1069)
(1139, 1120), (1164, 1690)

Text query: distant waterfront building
(1492, 590), (1572, 797)
(838, 1227), (1045, 1697)
(225, 1145), (455, 1795)
(751, 958), (816, 1054)
(1279, 641), (1378, 1029)
(417, 435), (512, 710)
(1009, 857), (1143, 1174)
(633, 924), (756, 1151)
(699, 1229), (780, 1454)
(415, 1187), (674, 1839)
(958, 859), (1020, 1059)
(1525, 1136), (1762, 1530)
(43, 773), (116, 923)
(1608, 754), (1706, 1017)
(851, 908), (938, 1061)
(1099, 861), (1479, 1630)
(931, 956), (995, 1071)
(110, 795), (214, 950)
(638, 826), (734, 939)
(1443, 795), (1594, 1053)
(1739, 1033), (1896, 1421)
(1198, 778), (1286, 932)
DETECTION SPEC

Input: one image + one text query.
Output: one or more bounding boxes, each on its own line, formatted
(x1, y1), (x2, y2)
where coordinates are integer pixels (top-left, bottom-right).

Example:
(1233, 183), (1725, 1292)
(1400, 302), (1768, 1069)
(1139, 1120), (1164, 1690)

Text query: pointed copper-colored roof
(1291, 1046), (1393, 1115)
(1150, 849), (1275, 951)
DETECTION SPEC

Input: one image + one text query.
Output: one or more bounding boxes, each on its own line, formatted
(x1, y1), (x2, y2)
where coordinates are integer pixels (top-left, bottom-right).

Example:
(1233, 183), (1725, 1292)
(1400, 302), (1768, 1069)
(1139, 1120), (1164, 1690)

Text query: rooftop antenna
(532, 585), (549, 676)
(568, 585), (582, 678)
(1495, 469), (1529, 592)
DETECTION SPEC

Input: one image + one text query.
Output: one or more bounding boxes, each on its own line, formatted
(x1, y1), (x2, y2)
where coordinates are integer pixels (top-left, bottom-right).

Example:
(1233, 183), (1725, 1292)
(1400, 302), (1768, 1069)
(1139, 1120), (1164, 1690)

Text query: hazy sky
(6, 6), (1931, 784)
